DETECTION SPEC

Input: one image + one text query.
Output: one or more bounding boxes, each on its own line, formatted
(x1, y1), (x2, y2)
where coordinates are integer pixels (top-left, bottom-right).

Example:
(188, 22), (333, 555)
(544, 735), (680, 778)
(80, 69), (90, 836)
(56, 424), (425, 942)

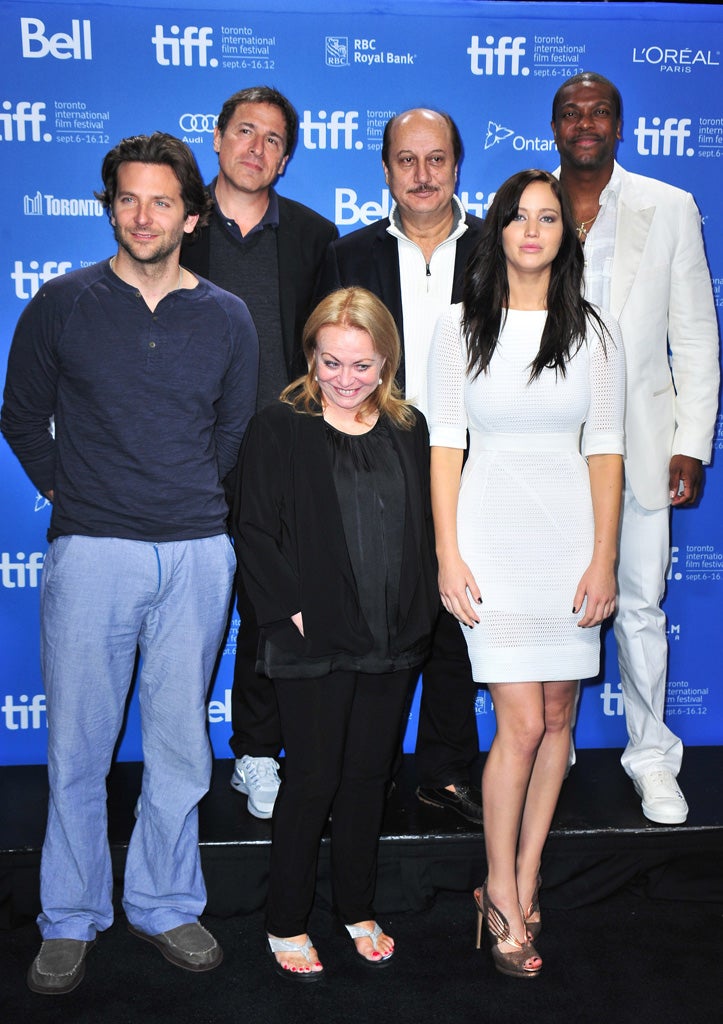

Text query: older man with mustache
(316, 108), (485, 823)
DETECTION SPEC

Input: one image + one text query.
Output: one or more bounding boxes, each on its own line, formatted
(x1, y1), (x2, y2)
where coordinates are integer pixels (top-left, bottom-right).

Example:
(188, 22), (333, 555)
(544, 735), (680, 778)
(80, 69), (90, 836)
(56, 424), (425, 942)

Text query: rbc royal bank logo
(300, 110), (361, 150)
(468, 35), (529, 77)
(326, 36), (349, 67)
(634, 117), (694, 157)
(152, 25), (217, 67)
(21, 17), (92, 59)
(0, 101), (50, 142)
(11, 260), (72, 299)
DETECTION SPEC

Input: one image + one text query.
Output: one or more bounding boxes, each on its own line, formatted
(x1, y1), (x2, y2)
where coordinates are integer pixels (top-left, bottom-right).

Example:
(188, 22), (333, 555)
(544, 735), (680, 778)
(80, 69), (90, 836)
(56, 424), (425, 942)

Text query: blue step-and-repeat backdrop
(1, 0), (722, 765)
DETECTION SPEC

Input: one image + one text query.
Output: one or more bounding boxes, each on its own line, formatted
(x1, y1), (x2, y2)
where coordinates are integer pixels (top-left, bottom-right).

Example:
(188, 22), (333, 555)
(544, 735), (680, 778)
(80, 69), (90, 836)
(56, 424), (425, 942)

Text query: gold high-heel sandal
(522, 874), (542, 941)
(473, 883), (542, 979)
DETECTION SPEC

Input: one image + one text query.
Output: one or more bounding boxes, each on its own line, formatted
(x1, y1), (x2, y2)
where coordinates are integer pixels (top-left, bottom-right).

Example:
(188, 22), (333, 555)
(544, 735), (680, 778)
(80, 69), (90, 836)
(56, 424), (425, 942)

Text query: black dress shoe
(415, 784), (483, 824)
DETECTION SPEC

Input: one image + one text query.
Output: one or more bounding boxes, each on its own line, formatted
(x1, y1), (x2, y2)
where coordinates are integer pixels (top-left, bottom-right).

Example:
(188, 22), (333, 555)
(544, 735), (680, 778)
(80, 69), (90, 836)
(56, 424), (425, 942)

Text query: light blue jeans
(37, 534), (235, 940)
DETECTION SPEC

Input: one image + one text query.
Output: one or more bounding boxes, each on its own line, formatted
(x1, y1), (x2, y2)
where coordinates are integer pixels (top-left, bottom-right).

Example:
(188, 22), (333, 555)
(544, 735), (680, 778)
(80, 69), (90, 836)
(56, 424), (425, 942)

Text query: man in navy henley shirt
(1, 132), (258, 995)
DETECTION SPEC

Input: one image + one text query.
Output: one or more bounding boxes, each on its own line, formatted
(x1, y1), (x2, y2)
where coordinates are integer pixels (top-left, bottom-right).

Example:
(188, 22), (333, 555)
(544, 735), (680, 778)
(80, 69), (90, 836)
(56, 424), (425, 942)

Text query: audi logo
(178, 113), (218, 132)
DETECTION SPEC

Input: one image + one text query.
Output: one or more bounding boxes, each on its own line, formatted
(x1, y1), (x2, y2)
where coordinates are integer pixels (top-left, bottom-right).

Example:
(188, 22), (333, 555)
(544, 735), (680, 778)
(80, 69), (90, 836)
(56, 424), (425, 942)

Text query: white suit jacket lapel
(610, 195), (654, 321)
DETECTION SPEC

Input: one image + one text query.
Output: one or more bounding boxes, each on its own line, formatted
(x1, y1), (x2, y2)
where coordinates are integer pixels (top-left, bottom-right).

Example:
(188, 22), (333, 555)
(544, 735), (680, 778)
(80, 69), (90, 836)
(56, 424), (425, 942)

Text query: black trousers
(265, 667), (415, 937)
(228, 579), (283, 760)
(414, 608), (480, 787)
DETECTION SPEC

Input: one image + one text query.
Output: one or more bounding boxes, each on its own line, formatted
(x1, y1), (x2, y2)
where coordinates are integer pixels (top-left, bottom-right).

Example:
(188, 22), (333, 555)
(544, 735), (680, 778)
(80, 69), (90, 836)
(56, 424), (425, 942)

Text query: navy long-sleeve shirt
(1, 259), (259, 542)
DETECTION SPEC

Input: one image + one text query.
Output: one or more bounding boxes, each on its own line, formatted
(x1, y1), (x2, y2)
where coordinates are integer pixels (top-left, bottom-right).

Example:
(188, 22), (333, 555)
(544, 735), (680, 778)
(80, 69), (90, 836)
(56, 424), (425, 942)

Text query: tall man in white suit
(551, 71), (719, 824)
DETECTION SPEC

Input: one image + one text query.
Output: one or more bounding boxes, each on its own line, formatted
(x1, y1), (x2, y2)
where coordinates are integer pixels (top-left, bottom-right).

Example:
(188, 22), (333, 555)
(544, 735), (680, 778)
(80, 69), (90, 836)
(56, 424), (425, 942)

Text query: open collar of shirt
(210, 179), (280, 242)
(386, 193), (468, 249)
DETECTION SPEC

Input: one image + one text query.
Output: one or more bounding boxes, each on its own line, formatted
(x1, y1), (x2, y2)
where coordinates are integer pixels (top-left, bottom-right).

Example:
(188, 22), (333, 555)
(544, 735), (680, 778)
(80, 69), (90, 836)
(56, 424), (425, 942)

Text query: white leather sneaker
(633, 770), (688, 824)
(230, 755), (280, 819)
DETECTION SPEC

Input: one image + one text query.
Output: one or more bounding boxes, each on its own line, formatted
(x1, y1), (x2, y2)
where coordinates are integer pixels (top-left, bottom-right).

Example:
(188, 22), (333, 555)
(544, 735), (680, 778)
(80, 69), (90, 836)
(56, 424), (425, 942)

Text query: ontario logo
(485, 120), (514, 149)
(483, 119), (556, 153)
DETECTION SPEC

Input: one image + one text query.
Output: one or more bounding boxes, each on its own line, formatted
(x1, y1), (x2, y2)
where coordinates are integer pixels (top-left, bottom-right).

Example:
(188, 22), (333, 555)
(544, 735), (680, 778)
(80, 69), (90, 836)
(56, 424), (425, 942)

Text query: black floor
(1, 886), (721, 1024)
(2, 748), (722, 924)
(1, 749), (722, 1022)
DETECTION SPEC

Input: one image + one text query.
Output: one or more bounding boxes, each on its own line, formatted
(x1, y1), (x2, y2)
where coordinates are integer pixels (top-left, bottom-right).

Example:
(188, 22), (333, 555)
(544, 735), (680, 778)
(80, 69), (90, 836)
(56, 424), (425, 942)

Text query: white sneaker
(230, 755), (280, 819)
(632, 770), (688, 825)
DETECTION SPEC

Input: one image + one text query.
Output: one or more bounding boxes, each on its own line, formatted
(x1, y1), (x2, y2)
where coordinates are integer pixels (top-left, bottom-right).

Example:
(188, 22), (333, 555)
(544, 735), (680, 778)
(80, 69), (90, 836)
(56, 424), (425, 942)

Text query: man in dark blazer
(182, 86), (338, 820)
(316, 108), (484, 823)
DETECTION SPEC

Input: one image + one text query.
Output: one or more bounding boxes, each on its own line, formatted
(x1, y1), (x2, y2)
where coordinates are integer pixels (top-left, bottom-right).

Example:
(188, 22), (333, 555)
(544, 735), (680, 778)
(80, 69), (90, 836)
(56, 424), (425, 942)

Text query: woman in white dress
(428, 169), (625, 978)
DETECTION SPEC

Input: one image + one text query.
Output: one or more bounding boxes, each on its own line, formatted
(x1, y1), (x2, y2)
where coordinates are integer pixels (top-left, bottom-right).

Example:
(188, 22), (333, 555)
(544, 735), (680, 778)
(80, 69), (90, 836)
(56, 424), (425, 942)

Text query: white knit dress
(428, 304), (625, 683)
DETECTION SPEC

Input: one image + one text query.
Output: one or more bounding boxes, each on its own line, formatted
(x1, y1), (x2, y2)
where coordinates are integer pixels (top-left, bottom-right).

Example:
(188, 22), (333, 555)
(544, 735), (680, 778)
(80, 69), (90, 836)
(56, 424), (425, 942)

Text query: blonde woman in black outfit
(234, 287), (438, 980)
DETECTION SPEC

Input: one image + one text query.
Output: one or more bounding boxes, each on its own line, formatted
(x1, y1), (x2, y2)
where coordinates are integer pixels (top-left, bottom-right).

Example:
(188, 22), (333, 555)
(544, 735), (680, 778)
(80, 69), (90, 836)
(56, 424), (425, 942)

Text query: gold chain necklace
(576, 213), (598, 241)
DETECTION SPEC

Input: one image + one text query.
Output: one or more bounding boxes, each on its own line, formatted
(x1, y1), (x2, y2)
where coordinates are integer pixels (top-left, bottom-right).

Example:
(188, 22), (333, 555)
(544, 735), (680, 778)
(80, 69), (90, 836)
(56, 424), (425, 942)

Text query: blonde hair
(280, 287), (416, 429)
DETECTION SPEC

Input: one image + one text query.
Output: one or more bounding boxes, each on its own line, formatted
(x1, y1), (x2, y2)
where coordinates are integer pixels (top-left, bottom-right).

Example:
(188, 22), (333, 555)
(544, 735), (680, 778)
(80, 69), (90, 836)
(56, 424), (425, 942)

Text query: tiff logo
(468, 35), (528, 77)
(667, 545), (681, 582)
(152, 25), (216, 67)
(634, 116), (693, 156)
(600, 682), (624, 717)
(21, 17), (92, 60)
(300, 110), (360, 150)
(1, 694), (47, 730)
(0, 551), (45, 588)
(11, 261), (72, 299)
(0, 101), (49, 142)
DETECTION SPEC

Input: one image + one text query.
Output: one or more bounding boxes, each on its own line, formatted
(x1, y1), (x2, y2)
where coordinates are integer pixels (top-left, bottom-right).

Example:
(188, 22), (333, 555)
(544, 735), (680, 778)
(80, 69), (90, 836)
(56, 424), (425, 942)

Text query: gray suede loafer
(128, 922), (223, 972)
(27, 938), (95, 995)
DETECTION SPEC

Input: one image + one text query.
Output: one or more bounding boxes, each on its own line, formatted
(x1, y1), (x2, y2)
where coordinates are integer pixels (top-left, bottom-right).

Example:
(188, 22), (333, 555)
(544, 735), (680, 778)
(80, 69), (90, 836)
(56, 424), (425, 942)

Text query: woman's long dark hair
(462, 169), (608, 381)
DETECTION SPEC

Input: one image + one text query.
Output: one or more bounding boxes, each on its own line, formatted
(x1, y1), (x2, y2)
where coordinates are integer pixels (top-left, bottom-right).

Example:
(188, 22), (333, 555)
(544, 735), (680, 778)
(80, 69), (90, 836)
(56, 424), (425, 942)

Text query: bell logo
(21, 17), (92, 60)
(468, 35), (528, 77)
(634, 117), (694, 157)
(335, 187), (391, 226)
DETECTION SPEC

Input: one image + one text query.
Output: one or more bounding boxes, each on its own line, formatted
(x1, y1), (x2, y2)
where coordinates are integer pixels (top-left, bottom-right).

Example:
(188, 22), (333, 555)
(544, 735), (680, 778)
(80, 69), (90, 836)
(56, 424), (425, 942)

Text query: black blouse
(260, 417), (426, 678)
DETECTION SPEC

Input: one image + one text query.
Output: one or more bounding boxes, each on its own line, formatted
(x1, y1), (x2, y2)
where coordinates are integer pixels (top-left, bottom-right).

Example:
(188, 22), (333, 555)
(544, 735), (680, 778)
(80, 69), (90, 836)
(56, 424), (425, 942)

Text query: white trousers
(613, 485), (683, 779)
